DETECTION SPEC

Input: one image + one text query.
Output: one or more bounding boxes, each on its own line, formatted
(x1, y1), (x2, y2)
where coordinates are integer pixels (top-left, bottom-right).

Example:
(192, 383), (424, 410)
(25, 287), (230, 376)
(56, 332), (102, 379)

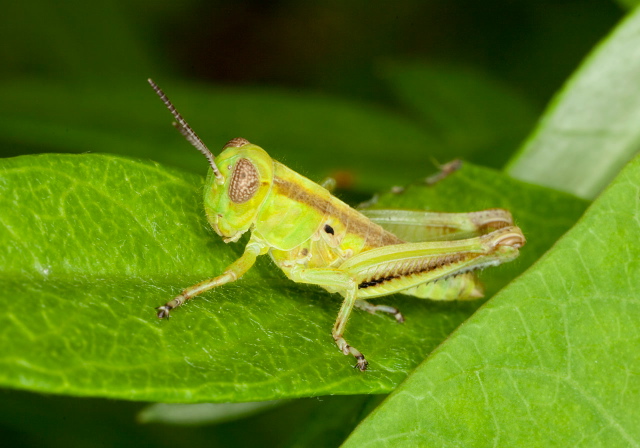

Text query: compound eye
(228, 158), (259, 203)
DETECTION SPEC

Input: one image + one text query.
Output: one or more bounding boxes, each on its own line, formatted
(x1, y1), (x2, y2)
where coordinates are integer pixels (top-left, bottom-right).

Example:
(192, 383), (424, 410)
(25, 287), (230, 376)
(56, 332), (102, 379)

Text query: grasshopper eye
(229, 158), (259, 203)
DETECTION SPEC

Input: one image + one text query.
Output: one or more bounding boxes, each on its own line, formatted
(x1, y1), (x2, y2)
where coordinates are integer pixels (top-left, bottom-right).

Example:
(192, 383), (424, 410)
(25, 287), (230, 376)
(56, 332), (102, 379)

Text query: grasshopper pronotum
(149, 79), (525, 371)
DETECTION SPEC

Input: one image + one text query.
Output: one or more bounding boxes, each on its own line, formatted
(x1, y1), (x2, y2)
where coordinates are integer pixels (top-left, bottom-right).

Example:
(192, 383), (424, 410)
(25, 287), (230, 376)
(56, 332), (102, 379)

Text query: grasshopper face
(204, 139), (274, 242)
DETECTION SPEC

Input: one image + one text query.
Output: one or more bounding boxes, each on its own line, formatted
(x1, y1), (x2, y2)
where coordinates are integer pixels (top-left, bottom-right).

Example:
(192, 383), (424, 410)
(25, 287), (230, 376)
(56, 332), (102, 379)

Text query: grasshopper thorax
(204, 138), (274, 242)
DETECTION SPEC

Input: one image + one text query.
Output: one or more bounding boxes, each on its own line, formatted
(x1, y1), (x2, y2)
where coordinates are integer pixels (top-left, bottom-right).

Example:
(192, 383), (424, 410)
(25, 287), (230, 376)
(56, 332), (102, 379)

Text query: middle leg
(289, 266), (369, 370)
(355, 300), (405, 323)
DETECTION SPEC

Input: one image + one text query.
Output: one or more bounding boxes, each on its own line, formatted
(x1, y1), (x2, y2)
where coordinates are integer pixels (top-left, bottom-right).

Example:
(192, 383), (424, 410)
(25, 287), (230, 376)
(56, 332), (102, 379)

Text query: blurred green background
(0, 0), (629, 446)
(1, 0), (623, 103)
(0, 0), (624, 183)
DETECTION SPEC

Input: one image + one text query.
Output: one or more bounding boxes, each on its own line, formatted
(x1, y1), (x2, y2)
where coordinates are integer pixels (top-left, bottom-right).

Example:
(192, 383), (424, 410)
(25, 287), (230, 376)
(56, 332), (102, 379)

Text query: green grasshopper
(148, 79), (526, 371)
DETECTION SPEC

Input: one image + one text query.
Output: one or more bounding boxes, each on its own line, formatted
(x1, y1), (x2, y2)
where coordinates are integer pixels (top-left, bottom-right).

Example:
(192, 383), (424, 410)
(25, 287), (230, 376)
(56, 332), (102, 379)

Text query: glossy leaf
(344, 154), (640, 447)
(0, 153), (585, 402)
(507, 8), (640, 199)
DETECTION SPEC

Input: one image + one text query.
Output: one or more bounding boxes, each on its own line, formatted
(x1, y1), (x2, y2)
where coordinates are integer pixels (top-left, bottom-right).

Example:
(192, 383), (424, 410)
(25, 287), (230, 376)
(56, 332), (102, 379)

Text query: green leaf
(506, 8), (640, 199)
(344, 154), (640, 447)
(381, 62), (537, 168)
(0, 153), (585, 402)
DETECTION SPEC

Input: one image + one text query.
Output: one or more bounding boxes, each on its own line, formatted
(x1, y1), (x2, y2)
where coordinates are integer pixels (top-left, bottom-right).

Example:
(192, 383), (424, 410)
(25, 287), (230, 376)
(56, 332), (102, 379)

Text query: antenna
(147, 79), (223, 181)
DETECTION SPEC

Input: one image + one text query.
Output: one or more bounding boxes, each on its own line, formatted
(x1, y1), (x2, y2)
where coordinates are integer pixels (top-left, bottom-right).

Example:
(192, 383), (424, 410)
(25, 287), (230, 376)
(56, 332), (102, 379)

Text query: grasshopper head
(204, 138), (274, 242)
(147, 80), (273, 242)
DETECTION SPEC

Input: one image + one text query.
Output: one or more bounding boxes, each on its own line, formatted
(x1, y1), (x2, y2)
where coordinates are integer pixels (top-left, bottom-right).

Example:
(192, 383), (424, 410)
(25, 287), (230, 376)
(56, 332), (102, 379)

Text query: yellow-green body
(204, 143), (513, 302)
(257, 162), (403, 288)
(148, 79), (526, 371)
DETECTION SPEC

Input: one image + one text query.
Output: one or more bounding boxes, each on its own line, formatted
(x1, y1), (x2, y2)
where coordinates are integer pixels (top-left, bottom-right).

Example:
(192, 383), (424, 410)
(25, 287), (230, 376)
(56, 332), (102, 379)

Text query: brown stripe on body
(358, 252), (477, 289)
(438, 226), (462, 235)
(276, 175), (294, 199)
(273, 177), (402, 249)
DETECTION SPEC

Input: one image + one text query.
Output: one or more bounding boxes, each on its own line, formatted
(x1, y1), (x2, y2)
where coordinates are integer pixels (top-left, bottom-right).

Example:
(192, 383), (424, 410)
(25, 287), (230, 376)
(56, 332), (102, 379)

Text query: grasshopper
(148, 79), (526, 371)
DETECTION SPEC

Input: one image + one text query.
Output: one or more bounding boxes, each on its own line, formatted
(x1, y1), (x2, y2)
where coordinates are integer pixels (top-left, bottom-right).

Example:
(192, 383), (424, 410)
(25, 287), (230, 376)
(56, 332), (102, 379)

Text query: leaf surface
(0, 154), (585, 402)
(344, 154), (640, 447)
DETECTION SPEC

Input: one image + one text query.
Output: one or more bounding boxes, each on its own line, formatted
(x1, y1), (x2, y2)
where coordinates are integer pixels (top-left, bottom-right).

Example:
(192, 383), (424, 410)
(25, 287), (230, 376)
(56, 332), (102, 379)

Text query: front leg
(289, 267), (368, 371)
(157, 241), (267, 318)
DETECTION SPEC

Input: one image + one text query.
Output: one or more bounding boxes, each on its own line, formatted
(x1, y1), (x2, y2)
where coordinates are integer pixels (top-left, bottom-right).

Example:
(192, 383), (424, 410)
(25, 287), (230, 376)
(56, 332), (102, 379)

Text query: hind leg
(355, 300), (405, 323)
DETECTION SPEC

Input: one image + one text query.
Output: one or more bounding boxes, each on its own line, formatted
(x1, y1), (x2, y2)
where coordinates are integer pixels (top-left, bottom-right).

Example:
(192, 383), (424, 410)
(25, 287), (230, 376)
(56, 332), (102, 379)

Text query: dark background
(1, 0), (623, 106)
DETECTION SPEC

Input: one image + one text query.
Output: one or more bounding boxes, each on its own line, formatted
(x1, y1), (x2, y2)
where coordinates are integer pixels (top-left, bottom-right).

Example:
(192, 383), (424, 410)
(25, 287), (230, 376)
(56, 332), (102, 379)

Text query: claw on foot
(156, 293), (187, 319)
(156, 305), (172, 319)
(336, 337), (369, 371)
(354, 354), (368, 371)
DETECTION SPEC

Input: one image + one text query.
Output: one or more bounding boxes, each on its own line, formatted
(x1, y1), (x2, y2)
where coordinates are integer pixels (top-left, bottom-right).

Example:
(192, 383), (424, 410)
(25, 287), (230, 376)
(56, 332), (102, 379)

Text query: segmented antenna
(147, 78), (223, 181)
